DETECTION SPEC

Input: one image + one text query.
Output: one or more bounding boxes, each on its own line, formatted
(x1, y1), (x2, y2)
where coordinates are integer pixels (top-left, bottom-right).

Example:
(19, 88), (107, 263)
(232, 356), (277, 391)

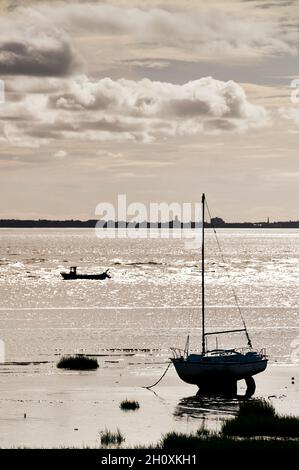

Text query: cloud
(53, 149), (67, 159)
(0, 75), (268, 146)
(0, 39), (78, 77)
(31, 2), (298, 63)
(96, 150), (123, 158)
(277, 106), (299, 130)
(0, 7), (81, 76)
(0, 1), (297, 81)
(126, 60), (170, 70)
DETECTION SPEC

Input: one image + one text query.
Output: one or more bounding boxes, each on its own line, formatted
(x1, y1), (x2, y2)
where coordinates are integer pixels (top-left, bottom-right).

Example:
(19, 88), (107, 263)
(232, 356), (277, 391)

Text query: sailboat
(171, 194), (267, 395)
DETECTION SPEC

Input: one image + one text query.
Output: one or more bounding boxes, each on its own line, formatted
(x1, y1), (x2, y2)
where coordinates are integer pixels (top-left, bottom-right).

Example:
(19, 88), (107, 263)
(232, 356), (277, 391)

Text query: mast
(201, 193), (205, 355)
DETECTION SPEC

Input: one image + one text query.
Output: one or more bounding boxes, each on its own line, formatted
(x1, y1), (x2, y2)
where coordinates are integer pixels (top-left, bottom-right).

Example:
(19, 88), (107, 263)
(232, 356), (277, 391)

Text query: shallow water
(0, 228), (298, 362)
(0, 228), (298, 447)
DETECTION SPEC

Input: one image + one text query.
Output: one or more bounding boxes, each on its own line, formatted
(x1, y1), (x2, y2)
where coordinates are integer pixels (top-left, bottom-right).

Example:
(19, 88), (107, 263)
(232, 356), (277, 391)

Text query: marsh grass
(238, 399), (275, 417)
(153, 399), (299, 449)
(158, 431), (299, 449)
(222, 399), (299, 438)
(120, 399), (140, 411)
(57, 355), (99, 370)
(100, 428), (125, 446)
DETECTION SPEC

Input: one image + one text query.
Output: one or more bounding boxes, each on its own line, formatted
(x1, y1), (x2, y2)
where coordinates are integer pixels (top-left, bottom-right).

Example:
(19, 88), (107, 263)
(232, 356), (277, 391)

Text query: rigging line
(142, 361), (172, 389)
(204, 199), (252, 349)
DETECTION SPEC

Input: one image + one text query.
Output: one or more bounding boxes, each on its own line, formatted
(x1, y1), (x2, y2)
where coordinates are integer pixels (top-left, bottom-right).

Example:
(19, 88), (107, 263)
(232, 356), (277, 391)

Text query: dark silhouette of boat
(60, 266), (111, 280)
(171, 194), (267, 395)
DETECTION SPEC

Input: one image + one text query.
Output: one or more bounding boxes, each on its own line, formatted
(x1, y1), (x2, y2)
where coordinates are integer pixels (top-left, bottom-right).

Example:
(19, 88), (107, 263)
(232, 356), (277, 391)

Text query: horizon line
(1, 218), (299, 226)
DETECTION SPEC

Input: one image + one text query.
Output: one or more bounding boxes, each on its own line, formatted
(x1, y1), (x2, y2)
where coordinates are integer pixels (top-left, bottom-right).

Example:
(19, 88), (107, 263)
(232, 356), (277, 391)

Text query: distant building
(211, 217), (225, 227)
(169, 215), (181, 228)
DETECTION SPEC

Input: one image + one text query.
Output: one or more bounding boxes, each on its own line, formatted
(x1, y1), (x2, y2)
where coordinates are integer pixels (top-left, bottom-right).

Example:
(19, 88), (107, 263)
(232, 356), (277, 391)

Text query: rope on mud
(143, 361), (172, 389)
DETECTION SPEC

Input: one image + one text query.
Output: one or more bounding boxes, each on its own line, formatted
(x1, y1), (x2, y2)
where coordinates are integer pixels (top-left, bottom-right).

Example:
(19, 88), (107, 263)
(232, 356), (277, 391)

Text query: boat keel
(244, 375), (256, 397)
(196, 376), (256, 398)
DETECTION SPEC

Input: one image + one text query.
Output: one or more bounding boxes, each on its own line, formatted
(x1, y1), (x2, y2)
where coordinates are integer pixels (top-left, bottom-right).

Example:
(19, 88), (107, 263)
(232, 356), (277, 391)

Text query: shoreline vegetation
(154, 400), (299, 450)
(100, 428), (125, 446)
(35, 399), (297, 450)
(1, 400), (299, 449)
(1, 219), (299, 229)
(222, 400), (299, 438)
(98, 400), (299, 449)
(119, 399), (140, 411)
(57, 355), (99, 370)
(155, 433), (299, 450)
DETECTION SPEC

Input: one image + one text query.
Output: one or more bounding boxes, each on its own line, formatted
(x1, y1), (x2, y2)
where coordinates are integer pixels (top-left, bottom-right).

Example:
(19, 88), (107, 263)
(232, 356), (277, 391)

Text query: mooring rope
(143, 361), (172, 389)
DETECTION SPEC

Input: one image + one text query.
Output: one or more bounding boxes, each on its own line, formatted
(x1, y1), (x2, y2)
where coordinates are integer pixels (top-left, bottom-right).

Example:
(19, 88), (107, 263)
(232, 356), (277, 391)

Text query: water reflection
(174, 394), (240, 420)
(174, 378), (256, 421)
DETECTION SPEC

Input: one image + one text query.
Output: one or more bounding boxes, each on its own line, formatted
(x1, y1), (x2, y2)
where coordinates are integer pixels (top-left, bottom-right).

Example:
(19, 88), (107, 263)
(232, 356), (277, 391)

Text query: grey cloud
(203, 119), (238, 132)
(244, 1), (294, 9)
(0, 39), (79, 76)
(0, 7), (81, 77)
(163, 99), (213, 118)
(80, 117), (145, 133)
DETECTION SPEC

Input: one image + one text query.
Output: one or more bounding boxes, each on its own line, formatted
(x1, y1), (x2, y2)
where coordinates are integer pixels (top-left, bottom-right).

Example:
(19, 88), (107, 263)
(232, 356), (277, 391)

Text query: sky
(0, 0), (299, 221)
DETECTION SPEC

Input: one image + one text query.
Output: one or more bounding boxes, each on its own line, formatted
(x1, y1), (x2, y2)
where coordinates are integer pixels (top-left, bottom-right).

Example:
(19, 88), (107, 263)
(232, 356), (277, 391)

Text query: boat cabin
(70, 266), (77, 275)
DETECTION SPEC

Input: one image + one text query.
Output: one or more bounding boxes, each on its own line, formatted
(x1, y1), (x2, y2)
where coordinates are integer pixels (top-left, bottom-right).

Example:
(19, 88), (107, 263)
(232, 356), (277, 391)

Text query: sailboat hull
(171, 358), (267, 386)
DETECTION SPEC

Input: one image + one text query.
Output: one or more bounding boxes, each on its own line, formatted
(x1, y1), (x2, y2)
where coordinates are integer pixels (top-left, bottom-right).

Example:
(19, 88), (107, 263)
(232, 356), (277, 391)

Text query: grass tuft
(238, 399), (275, 418)
(222, 399), (299, 438)
(100, 428), (125, 446)
(57, 355), (99, 370)
(120, 399), (140, 411)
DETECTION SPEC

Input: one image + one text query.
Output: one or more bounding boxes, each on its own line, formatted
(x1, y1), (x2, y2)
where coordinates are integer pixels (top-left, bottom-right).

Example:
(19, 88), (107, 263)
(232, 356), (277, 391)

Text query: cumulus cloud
(0, 75), (268, 146)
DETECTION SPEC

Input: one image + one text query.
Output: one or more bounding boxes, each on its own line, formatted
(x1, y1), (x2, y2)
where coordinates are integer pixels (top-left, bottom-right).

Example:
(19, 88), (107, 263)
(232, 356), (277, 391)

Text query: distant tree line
(0, 217), (299, 228)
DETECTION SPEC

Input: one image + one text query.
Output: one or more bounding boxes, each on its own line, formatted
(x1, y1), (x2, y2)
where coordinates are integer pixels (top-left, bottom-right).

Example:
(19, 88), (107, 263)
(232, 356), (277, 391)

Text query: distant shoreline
(1, 220), (299, 228)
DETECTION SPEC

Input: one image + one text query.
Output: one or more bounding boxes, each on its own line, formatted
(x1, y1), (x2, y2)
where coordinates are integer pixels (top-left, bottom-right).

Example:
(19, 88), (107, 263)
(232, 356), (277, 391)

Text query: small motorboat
(60, 266), (111, 280)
